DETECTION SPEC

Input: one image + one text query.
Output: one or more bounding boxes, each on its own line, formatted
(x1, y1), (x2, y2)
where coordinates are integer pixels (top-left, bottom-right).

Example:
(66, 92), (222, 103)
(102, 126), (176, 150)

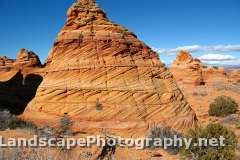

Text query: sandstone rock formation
(14, 49), (42, 68)
(0, 49), (43, 114)
(171, 50), (230, 86)
(171, 50), (205, 86)
(230, 70), (240, 82)
(0, 49), (41, 70)
(22, 0), (197, 134)
(0, 56), (14, 68)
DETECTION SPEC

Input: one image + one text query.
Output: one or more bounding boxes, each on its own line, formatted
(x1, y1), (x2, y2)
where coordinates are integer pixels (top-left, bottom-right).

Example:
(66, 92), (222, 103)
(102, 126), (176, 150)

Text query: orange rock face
(171, 50), (230, 86)
(22, 0), (197, 134)
(230, 70), (240, 82)
(171, 50), (205, 85)
(14, 49), (42, 68)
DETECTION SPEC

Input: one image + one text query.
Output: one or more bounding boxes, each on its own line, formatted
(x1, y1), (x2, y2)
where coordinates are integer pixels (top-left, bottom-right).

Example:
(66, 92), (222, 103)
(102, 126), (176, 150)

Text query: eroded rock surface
(171, 50), (230, 86)
(171, 50), (205, 86)
(22, 0), (197, 134)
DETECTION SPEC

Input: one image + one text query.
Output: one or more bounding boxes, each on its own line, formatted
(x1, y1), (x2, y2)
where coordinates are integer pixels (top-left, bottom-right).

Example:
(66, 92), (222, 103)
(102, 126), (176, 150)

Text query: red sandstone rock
(14, 49), (42, 68)
(22, 0), (197, 134)
(171, 50), (204, 86)
(0, 56), (14, 68)
(171, 51), (231, 86)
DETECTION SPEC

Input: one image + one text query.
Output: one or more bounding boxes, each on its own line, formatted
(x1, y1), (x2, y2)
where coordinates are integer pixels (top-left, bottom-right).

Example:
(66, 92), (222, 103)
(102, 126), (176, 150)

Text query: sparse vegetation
(96, 99), (103, 111)
(148, 126), (182, 154)
(57, 114), (73, 136)
(209, 96), (238, 117)
(180, 123), (237, 160)
(0, 147), (93, 160)
(0, 110), (37, 132)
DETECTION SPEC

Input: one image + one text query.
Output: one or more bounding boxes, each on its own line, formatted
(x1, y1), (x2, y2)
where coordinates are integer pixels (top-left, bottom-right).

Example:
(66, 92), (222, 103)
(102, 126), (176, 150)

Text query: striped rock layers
(23, 0), (197, 133)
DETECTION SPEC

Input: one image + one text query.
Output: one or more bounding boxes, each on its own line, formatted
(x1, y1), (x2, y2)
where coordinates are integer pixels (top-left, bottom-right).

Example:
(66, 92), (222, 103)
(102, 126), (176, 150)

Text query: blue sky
(0, 0), (240, 66)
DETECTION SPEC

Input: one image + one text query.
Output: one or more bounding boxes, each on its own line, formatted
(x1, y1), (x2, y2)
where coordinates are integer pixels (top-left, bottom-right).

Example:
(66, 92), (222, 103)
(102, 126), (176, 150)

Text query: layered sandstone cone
(23, 0), (197, 133)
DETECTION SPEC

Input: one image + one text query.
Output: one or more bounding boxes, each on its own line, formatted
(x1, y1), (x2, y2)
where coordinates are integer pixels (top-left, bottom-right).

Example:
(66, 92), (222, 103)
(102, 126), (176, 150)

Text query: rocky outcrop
(0, 56), (14, 68)
(14, 49), (42, 68)
(171, 50), (205, 85)
(229, 70), (240, 82)
(0, 49), (43, 114)
(22, 0), (197, 134)
(171, 51), (230, 85)
(0, 48), (42, 71)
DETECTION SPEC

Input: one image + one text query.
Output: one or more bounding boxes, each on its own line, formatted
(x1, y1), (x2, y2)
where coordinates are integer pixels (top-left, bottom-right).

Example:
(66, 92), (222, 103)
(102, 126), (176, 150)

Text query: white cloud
(154, 44), (240, 55)
(197, 54), (240, 65)
(198, 54), (236, 61)
(202, 59), (240, 65)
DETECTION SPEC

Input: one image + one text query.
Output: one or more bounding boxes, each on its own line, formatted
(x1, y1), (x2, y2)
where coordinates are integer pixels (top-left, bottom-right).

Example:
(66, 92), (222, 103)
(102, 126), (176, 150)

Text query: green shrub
(181, 123), (237, 160)
(147, 126), (182, 154)
(209, 96), (238, 117)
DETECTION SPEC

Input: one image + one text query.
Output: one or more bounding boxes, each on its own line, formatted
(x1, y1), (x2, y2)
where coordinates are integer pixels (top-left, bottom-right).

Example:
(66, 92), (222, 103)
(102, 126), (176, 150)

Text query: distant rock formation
(0, 48), (42, 70)
(229, 70), (240, 82)
(0, 49), (43, 114)
(171, 50), (230, 85)
(0, 56), (14, 68)
(15, 49), (42, 68)
(22, 0), (197, 134)
(171, 50), (205, 86)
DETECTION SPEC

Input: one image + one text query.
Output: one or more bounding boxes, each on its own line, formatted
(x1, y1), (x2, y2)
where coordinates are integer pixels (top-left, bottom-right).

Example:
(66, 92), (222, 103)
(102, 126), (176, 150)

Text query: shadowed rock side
(0, 49), (43, 114)
(23, 0), (197, 133)
(0, 72), (43, 114)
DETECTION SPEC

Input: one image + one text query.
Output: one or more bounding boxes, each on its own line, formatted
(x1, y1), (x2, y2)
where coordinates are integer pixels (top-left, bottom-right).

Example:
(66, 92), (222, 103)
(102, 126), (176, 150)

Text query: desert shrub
(56, 115), (73, 136)
(209, 96), (238, 117)
(147, 126), (182, 154)
(180, 123), (237, 160)
(0, 110), (18, 130)
(96, 99), (103, 111)
(0, 110), (37, 131)
(0, 147), (88, 160)
(38, 125), (55, 139)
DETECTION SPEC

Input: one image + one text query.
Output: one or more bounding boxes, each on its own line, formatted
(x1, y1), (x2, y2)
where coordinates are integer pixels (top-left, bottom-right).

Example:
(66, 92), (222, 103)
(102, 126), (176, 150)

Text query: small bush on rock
(0, 110), (18, 130)
(147, 126), (182, 154)
(0, 110), (37, 132)
(56, 114), (73, 136)
(180, 123), (237, 160)
(209, 96), (238, 117)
